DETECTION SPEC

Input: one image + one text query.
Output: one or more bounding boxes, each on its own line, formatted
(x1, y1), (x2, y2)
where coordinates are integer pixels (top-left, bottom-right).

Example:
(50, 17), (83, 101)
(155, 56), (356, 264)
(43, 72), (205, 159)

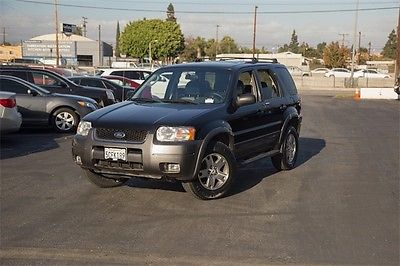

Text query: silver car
(0, 91), (22, 134)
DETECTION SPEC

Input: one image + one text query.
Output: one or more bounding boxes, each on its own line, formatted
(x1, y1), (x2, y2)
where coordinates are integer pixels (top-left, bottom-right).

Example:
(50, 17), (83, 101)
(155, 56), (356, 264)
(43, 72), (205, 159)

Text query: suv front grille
(95, 128), (147, 142)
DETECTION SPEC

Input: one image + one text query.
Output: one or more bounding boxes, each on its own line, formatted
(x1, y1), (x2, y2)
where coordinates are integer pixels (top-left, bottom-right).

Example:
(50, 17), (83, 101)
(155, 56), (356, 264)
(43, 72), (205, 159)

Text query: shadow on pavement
(230, 137), (326, 197)
(124, 178), (185, 193)
(0, 128), (69, 160)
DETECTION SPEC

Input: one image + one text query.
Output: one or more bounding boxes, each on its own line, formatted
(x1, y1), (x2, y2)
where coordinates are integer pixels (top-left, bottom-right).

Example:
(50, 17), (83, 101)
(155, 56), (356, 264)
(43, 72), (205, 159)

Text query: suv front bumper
(72, 130), (202, 181)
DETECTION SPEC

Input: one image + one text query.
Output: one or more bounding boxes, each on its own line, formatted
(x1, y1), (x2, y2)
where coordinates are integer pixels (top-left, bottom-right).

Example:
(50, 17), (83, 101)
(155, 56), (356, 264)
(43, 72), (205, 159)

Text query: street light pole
(216, 24), (220, 58)
(350, 0), (360, 83)
(252, 5), (258, 58)
(54, 0), (60, 66)
(395, 6), (400, 80)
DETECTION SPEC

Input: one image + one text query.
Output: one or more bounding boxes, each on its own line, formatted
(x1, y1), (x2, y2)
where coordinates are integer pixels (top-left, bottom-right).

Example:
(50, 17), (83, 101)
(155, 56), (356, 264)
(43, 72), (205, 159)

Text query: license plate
(104, 147), (127, 161)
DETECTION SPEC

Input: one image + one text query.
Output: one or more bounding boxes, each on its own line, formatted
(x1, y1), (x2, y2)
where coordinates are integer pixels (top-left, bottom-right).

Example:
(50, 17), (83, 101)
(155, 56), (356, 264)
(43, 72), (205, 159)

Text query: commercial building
(0, 45), (22, 62)
(22, 33), (112, 67)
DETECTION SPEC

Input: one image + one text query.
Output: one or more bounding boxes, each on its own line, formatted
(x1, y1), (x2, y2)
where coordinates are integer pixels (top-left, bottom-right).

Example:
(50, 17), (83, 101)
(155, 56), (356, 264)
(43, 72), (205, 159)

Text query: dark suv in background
(0, 66), (116, 107)
(72, 60), (302, 200)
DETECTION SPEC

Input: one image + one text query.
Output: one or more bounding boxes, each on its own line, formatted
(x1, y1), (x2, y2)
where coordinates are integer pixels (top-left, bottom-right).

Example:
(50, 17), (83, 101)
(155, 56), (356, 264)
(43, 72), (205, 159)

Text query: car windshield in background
(132, 68), (231, 104)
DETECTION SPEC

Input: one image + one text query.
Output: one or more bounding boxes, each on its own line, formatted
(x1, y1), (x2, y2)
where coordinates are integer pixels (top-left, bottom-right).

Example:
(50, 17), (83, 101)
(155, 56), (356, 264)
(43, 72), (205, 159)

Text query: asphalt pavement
(0, 94), (399, 265)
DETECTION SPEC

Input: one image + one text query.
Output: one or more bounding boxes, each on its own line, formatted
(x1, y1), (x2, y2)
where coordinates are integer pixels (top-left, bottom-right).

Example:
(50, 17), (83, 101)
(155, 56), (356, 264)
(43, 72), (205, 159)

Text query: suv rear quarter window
(273, 67), (298, 96)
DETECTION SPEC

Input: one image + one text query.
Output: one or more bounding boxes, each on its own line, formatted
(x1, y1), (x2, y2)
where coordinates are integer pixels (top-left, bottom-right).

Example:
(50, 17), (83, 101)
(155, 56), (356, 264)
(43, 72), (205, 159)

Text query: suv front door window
(31, 71), (70, 93)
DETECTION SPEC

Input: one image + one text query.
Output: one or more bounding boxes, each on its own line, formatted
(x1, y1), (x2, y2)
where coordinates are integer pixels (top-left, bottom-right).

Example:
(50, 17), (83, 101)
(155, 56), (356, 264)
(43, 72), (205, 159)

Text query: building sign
(22, 41), (77, 58)
(62, 23), (78, 35)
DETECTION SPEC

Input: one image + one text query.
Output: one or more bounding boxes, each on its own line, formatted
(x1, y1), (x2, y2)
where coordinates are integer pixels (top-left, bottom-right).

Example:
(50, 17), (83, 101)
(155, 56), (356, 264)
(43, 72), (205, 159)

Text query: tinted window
(0, 79), (29, 94)
(124, 71), (141, 80)
(257, 69), (280, 100)
(110, 70), (123, 76)
(80, 78), (105, 88)
(0, 70), (28, 80)
(274, 67), (298, 95)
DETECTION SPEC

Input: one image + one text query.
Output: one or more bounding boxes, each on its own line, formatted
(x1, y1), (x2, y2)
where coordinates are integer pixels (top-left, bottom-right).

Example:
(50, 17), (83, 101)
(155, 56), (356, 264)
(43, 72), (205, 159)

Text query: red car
(103, 75), (140, 89)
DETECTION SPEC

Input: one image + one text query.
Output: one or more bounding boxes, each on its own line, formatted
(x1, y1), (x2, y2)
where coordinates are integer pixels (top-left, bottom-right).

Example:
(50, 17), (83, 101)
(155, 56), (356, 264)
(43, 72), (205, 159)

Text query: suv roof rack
(217, 56), (278, 64)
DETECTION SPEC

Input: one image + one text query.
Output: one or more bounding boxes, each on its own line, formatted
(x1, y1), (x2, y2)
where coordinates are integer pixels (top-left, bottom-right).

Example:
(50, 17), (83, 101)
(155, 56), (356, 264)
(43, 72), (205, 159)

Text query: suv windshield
(132, 68), (231, 104)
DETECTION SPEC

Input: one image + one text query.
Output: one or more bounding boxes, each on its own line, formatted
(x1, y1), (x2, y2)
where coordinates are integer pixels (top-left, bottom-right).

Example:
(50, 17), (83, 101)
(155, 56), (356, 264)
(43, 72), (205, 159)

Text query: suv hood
(85, 101), (221, 129)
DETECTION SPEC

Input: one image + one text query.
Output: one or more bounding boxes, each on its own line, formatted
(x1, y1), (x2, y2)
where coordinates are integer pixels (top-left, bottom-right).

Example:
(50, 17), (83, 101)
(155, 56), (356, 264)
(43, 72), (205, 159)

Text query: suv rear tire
(271, 126), (299, 171)
(84, 170), (128, 188)
(182, 142), (236, 200)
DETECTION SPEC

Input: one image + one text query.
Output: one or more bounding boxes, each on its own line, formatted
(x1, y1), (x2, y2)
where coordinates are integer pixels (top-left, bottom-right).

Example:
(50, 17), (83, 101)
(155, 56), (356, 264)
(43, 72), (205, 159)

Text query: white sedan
(354, 69), (391, 79)
(0, 91), (22, 134)
(324, 68), (351, 78)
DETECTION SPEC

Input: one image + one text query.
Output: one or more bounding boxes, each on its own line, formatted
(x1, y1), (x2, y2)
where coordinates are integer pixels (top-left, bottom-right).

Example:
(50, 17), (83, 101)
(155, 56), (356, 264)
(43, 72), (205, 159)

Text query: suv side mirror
(236, 94), (256, 108)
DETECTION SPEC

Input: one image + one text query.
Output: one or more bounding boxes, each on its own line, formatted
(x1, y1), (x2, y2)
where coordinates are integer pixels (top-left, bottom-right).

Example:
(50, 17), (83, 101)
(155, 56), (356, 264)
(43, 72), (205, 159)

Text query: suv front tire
(182, 142), (236, 200)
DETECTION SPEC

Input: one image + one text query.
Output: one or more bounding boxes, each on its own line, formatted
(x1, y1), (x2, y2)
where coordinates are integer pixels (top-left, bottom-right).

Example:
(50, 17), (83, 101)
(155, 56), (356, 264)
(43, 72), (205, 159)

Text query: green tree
(219, 36), (239, 54)
(323, 41), (350, 68)
(381, 29), (396, 59)
(115, 21), (121, 57)
(288, 30), (299, 53)
(181, 36), (207, 61)
(316, 42), (327, 58)
(119, 19), (184, 60)
(166, 3), (177, 22)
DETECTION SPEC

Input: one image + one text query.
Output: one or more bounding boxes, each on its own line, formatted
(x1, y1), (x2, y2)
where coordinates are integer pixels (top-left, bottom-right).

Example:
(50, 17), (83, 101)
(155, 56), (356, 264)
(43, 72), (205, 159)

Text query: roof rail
(216, 56), (278, 64)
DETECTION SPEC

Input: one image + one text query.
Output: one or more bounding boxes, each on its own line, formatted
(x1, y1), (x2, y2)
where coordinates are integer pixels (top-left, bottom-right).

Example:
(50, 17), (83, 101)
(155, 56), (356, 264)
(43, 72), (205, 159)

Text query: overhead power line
(13, 0), (400, 15)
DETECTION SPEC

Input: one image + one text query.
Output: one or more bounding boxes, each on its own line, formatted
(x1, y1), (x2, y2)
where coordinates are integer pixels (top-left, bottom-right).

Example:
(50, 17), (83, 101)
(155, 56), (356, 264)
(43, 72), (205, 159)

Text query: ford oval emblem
(114, 131), (126, 139)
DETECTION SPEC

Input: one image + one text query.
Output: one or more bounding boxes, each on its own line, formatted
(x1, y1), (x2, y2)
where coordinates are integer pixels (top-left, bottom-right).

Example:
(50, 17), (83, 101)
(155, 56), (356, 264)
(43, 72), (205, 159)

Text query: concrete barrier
(360, 87), (398, 99)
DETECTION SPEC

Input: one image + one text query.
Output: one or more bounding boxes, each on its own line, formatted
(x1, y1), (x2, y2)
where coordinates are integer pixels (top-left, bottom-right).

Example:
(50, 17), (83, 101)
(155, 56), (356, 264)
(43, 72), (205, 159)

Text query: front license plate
(104, 147), (127, 161)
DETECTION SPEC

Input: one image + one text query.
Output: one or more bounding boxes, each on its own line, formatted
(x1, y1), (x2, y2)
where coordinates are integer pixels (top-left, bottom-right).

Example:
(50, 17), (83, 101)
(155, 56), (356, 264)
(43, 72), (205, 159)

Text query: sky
(0, 0), (398, 53)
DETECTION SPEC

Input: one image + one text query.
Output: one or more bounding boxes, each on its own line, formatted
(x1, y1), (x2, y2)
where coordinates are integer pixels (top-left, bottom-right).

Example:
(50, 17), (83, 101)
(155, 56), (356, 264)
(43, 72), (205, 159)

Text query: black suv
(0, 67), (116, 106)
(72, 60), (302, 200)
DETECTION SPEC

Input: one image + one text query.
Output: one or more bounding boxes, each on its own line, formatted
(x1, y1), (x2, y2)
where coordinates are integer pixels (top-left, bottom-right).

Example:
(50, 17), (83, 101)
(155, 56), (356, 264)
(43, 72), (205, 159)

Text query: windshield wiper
(130, 97), (162, 103)
(161, 99), (198, 104)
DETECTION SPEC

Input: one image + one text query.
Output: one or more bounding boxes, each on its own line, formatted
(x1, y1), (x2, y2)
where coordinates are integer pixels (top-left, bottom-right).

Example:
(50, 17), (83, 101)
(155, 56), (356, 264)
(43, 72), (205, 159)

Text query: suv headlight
(106, 90), (115, 100)
(76, 121), (92, 136)
(156, 126), (195, 142)
(77, 101), (97, 110)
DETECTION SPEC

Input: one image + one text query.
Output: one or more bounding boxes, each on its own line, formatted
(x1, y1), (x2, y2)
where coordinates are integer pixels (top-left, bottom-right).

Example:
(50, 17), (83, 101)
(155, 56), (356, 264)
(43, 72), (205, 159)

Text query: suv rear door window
(124, 71), (141, 80)
(257, 69), (280, 100)
(0, 70), (28, 80)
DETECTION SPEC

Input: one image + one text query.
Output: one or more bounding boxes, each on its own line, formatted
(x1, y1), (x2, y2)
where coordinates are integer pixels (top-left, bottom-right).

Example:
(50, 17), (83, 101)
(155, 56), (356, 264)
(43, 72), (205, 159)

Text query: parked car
(324, 68), (351, 78)
(99, 68), (152, 84)
(103, 75), (140, 89)
(69, 76), (136, 102)
(354, 69), (391, 79)
(0, 66), (116, 107)
(0, 91), (22, 134)
(0, 75), (98, 132)
(311, 68), (330, 74)
(287, 66), (311, 77)
(72, 60), (302, 200)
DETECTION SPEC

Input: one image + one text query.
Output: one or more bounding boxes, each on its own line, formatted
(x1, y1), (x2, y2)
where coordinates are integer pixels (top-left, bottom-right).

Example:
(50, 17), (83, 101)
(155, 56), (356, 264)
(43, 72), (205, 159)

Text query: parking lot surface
(0, 94), (399, 265)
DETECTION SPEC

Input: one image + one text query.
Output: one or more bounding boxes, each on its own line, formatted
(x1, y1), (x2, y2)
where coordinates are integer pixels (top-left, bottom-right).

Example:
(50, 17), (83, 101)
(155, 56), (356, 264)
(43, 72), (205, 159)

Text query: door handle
(259, 102), (270, 112)
(280, 104), (287, 110)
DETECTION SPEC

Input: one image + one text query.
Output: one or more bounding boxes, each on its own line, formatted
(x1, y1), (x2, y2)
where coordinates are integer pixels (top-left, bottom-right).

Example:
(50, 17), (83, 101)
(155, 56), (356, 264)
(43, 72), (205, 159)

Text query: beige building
(0, 45), (22, 62)
(216, 52), (306, 67)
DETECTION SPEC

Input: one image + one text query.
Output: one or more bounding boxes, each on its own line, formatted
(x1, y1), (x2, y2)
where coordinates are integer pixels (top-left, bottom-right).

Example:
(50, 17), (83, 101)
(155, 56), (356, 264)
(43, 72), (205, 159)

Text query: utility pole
(368, 41), (371, 60)
(357, 31), (361, 65)
(338, 33), (349, 47)
(216, 24), (220, 57)
(252, 5), (258, 58)
(98, 25), (102, 66)
(2, 27), (5, 45)
(395, 6), (400, 80)
(350, 0), (360, 83)
(82, 17), (87, 37)
(54, 0), (60, 66)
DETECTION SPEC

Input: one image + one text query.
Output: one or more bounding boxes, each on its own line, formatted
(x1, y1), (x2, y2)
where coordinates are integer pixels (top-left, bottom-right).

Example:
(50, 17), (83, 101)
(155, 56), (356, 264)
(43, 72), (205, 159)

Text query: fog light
(76, 156), (82, 165)
(161, 163), (180, 173)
